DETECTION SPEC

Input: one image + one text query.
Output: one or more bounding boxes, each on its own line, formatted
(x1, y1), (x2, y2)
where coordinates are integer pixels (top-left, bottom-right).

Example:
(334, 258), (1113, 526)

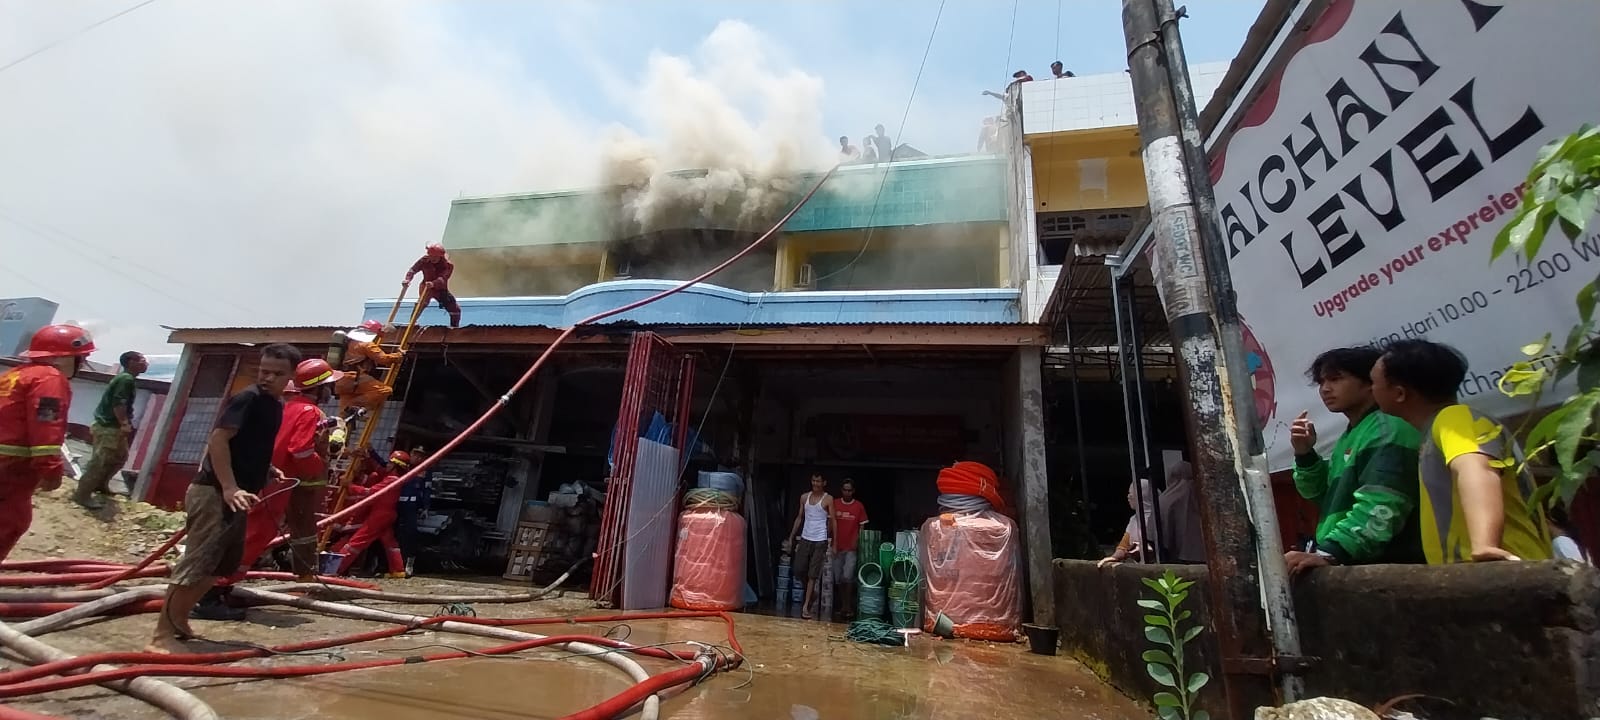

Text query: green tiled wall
(440, 156), (1008, 250)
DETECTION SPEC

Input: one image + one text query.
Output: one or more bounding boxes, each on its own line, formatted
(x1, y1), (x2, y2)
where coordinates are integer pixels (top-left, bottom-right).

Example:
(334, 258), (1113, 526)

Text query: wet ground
(4, 577), (1150, 720)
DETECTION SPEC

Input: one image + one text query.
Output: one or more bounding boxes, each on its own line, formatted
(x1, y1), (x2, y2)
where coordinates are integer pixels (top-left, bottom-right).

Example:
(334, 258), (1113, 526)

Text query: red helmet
(21, 324), (96, 360)
(289, 358), (344, 392)
(388, 450), (412, 468)
(358, 319), (386, 334)
(425, 243), (447, 258)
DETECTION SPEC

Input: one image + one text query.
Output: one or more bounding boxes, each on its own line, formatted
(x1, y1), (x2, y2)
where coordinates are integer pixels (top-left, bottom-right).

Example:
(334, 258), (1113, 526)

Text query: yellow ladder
(319, 283), (433, 549)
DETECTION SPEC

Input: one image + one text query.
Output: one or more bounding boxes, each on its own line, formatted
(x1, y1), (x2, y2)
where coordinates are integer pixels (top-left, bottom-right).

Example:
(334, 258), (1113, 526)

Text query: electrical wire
(0, 0), (158, 76)
(1002, 0), (1020, 78)
(812, 0), (948, 292)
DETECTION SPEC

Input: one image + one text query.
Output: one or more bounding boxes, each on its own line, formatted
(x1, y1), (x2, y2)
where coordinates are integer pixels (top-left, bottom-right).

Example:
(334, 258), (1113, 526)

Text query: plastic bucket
(318, 552), (345, 576)
(1023, 623), (1059, 656)
(932, 612), (956, 639)
(858, 585), (886, 619)
(889, 558), (920, 586)
(857, 562), (884, 588)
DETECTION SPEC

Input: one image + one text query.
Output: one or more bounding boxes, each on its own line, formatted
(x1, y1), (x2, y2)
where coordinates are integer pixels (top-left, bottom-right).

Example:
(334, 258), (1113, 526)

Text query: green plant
(1140, 570), (1210, 720)
(1491, 124), (1600, 505)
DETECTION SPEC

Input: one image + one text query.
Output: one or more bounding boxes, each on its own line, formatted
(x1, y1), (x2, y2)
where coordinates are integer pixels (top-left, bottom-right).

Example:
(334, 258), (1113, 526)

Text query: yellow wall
(777, 222), (1006, 291)
(1028, 128), (1148, 212)
(451, 246), (605, 297)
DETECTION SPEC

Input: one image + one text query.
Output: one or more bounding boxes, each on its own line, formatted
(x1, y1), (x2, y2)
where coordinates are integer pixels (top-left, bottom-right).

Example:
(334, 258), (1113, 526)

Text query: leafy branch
(1141, 570), (1210, 720)
(1492, 124), (1600, 507)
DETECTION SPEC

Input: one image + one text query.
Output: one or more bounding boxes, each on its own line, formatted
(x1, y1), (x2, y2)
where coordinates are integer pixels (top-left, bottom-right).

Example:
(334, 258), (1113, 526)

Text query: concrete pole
(1121, 0), (1303, 714)
(1150, 0), (1306, 703)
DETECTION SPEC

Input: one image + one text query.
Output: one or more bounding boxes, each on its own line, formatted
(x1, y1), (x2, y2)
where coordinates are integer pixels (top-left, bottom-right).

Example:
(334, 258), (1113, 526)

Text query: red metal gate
(589, 332), (695, 608)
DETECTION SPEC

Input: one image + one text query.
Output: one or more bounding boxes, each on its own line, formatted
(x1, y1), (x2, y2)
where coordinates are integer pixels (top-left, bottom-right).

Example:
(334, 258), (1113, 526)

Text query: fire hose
(0, 164), (830, 718)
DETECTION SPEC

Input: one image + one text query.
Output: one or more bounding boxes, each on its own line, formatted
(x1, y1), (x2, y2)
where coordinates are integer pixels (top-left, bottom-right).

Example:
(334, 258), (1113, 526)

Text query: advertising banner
(1212, 0), (1600, 470)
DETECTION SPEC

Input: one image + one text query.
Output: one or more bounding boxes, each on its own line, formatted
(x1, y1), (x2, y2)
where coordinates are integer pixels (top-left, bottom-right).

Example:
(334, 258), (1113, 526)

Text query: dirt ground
(4, 487), (1152, 720)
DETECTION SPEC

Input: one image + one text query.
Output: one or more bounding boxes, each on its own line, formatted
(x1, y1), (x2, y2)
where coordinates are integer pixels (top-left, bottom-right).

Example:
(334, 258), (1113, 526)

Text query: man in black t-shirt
(148, 343), (300, 655)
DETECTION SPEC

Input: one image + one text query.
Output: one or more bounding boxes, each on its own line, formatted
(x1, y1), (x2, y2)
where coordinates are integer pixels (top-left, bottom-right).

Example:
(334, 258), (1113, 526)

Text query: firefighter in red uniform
(0, 325), (95, 561)
(404, 243), (461, 328)
(233, 358), (342, 582)
(334, 449), (411, 577)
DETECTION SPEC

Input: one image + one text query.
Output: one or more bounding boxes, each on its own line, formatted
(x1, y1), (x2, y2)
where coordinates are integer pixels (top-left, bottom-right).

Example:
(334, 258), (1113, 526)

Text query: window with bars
(1037, 209), (1138, 265)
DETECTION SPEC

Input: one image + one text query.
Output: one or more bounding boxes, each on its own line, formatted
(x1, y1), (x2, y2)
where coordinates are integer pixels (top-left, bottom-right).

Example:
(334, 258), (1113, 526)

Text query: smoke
(599, 21), (837, 235)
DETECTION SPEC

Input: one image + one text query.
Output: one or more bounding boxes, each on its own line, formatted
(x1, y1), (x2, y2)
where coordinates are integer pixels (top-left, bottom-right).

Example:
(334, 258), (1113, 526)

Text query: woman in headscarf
(1098, 478), (1158, 567)
(1158, 461), (1206, 564)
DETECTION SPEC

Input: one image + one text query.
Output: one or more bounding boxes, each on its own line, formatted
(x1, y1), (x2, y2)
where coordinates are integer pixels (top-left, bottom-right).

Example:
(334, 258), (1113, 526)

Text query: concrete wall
(1054, 559), (1600, 720)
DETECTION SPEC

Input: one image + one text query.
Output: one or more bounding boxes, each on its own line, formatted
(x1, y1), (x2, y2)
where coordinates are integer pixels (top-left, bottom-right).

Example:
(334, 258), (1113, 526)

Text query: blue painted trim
(366, 280), (1021, 328)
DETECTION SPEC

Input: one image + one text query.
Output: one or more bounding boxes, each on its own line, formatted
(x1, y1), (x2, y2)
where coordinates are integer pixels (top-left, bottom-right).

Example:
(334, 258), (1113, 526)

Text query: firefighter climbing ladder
(318, 281), (433, 550)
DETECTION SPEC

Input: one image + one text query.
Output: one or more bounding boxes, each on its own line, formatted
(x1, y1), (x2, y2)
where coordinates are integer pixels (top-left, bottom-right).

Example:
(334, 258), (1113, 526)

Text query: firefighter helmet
(289, 358), (343, 392)
(388, 450), (412, 469)
(20, 324), (96, 360)
(358, 319), (387, 334)
(425, 243), (447, 258)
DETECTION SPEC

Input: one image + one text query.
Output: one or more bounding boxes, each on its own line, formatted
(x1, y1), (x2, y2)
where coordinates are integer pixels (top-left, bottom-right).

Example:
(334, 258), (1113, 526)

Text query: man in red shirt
(831, 478), (869, 621)
(404, 243), (461, 328)
(0, 325), (95, 562)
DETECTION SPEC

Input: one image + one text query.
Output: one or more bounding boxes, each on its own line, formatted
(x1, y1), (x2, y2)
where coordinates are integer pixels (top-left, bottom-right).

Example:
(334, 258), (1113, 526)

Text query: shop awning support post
(1122, 0), (1307, 714)
(1108, 262), (1154, 563)
(1123, 273), (1164, 562)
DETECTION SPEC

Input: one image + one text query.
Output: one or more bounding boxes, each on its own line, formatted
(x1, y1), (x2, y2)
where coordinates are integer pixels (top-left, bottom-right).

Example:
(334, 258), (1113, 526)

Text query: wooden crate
(509, 521), (552, 550)
(503, 546), (546, 580)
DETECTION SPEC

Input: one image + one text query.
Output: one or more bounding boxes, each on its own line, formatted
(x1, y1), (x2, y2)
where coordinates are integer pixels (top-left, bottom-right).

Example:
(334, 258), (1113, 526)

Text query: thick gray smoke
(599, 21), (838, 235)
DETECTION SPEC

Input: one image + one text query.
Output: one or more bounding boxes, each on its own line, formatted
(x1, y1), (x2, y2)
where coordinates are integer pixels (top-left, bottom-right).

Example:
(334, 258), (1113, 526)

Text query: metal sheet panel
(621, 438), (679, 611)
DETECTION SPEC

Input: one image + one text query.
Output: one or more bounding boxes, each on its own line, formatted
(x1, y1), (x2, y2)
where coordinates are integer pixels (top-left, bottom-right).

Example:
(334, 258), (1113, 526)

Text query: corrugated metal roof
(366, 280), (1023, 327)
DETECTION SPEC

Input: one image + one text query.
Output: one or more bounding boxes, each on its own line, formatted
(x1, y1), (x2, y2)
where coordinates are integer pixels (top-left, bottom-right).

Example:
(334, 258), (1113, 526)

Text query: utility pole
(1121, 1), (1307, 716)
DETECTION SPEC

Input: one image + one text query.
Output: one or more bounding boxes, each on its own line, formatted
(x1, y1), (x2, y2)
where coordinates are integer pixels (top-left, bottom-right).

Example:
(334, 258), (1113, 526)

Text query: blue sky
(0, 0), (1262, 359)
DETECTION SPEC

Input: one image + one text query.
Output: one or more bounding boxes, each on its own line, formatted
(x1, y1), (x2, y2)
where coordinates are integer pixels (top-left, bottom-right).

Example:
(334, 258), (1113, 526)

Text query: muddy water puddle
(192, 614), (1147, 720)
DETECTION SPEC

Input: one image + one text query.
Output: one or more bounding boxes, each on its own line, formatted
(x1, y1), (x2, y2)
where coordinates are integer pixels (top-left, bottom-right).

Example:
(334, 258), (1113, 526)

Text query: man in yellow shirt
(1370, 339), (1550, 563)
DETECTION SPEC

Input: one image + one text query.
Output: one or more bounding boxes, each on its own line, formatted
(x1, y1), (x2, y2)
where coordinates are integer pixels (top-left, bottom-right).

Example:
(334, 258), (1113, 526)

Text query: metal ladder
(318, 282), (434, 549)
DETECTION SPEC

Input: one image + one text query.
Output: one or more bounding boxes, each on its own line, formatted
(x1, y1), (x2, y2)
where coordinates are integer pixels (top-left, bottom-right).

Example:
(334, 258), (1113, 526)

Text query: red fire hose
(0, 634), (702, 699)
(0, 610), (729, 685)
(558, 660), (712, 720)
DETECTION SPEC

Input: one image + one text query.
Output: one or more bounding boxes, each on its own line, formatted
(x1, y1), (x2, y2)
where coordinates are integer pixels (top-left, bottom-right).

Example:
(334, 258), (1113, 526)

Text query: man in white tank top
(786, 471), (835, 620)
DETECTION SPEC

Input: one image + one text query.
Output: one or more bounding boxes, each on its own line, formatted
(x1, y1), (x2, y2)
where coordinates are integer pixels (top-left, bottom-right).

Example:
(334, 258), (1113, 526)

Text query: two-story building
(134, 150), (1063, 615)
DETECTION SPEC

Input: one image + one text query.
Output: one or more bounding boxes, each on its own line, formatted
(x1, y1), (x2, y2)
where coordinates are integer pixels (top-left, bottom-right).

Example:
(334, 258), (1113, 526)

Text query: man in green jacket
(1285, 346), (1423, 575)
(74, 351), (147, 509)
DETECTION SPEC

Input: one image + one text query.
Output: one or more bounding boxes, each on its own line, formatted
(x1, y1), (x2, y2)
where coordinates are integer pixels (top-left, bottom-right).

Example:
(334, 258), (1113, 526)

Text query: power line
(0, 211), (230, 323)
(0, 0), (158, 77)
(0, 205), (258, 318)
(1002, 0), (1020, 77)
(812, 0), (948, 292)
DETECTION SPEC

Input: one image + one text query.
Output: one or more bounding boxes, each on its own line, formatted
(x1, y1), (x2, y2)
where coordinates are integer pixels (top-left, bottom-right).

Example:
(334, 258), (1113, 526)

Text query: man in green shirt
(74, 351), (147, 509)
(1285, 346), (1424, 575)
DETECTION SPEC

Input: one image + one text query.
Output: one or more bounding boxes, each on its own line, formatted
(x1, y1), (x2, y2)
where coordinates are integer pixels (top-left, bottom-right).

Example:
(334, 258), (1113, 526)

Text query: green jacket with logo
(1293, 409), (1424, 564)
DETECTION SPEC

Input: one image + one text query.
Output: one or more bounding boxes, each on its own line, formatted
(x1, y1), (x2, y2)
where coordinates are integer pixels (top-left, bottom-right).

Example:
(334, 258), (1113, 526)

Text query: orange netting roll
(936, 461), (1006, 511)
(669, 508), (747, 612)
(919, 508), (1023, 642)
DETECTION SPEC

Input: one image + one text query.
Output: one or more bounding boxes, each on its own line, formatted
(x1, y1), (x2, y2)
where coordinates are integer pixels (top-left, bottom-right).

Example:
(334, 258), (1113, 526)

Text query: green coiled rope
(845, 618), (905, 646)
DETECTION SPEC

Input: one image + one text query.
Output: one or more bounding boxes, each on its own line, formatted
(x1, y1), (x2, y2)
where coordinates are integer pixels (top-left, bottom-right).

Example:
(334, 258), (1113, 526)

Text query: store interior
(344, 344), (1015, 611)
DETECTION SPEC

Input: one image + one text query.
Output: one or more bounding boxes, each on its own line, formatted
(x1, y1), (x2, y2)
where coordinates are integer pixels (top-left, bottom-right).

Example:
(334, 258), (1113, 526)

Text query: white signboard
(1212, 0), (1600, 470)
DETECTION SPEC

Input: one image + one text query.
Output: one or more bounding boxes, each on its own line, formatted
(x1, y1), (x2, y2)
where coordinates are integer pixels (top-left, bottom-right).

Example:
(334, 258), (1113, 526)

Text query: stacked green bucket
(887, 557), (922, 628)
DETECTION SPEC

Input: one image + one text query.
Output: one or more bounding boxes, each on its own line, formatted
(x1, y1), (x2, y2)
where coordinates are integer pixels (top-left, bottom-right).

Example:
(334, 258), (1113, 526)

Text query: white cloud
(0, 1), (988, 363)
(0, 0), (605, 360)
